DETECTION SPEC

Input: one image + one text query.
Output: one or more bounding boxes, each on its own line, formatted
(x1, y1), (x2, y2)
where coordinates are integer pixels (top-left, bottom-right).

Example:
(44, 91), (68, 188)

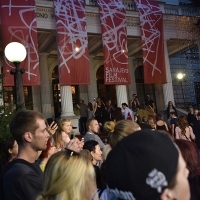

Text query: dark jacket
(166, 106), (178, 119)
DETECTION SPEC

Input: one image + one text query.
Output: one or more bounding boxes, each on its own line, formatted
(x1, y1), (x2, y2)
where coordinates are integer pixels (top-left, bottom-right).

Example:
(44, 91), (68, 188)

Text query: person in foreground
(0, 110), (49, 200)
(175, 139), (200, 200)
(105, 130), (190, 200)
(37, 150), (98, 200)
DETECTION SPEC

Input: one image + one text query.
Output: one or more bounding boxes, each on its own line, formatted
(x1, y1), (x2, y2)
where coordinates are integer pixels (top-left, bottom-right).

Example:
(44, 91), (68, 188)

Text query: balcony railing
(164, 5), (200, 16)
(87, 0), (137, 11)
(40, 0), (200, 17)
(86, 0), (200, 16)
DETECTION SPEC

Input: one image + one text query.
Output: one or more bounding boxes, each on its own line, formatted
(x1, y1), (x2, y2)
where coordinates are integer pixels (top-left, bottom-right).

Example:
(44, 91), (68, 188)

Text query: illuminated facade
(0, 0), (199, 130)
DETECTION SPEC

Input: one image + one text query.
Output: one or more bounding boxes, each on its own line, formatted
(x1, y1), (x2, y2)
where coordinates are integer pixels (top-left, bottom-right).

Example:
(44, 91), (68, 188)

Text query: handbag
(127, 112), (132, 120)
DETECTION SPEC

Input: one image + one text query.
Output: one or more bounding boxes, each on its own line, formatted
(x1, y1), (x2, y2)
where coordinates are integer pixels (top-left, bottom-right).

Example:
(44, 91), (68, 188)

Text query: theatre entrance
(52, 66), (79, 118)
(96, 65), (116, 104)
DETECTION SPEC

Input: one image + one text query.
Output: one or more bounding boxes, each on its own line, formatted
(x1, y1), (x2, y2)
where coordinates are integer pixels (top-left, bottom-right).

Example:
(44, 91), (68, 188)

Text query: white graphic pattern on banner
(98, 0), (128, 64)
(134, 0), (162, 76)
(98, 0), (129, 84)
(54, 0), (88, 73)
(2, 1), (39, 81)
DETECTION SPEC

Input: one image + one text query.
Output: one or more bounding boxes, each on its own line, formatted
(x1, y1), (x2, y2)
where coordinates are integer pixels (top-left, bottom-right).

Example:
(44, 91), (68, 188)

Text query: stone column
(127, 57), (137, 100)
(116, 85), (128, 107)
(32, 86), (41, 112)
(39, 53), (52, 118)
(0, 58), (3, 109)
(60, 86), (80, 134)
(87, 56), (98, 102)
(162, 40), (175, 108)
(60, 85), (75, 117)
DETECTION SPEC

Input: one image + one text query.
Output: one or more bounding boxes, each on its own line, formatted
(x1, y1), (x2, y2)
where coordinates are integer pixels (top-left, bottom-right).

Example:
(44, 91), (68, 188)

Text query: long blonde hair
(57, 118), (71, 135)
(37, 150), (97, 200)
(104, 120), (141, 148)
(148, 117), (156, 130)
(53, 118), (71, 149)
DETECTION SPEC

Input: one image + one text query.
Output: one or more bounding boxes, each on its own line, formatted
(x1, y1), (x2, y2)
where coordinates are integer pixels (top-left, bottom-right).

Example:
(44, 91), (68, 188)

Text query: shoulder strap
(184, 133), (191, 141)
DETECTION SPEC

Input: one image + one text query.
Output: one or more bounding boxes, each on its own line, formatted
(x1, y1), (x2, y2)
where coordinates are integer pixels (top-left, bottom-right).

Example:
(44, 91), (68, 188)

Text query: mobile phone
(70, 133), (75, 140)
(47, 118), (54, 126)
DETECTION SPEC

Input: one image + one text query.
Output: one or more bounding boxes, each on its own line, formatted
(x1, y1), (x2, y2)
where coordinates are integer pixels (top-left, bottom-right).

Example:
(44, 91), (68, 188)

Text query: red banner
(134, 0), (166, 84)
(97, 0), (131, 85)
(53, 0), (90, 85)
(0, 0), (40, 86)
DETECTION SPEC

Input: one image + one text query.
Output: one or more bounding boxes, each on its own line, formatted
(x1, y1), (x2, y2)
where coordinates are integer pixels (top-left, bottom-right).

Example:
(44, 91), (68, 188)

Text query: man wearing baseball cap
(105, 130), (190, 200)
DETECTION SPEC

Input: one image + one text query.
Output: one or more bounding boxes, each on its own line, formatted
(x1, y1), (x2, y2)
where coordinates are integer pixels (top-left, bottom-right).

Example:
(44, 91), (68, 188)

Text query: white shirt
(123, 107), (133, 120)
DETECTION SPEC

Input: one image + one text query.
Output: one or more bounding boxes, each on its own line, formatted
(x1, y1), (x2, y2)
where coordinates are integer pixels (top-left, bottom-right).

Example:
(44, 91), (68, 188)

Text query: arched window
(96, 65), (116, 104)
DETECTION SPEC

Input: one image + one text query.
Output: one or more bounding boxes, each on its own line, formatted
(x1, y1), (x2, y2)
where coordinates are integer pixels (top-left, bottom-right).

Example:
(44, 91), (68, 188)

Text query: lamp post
(4, 42), (27, 109)
(177, 73), (186, 108)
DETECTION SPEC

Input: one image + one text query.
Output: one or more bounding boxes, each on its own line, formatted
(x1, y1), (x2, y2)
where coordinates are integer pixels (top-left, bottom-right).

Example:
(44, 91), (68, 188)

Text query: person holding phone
(46, 118), (58, 137)
(130, 94), (140, 113)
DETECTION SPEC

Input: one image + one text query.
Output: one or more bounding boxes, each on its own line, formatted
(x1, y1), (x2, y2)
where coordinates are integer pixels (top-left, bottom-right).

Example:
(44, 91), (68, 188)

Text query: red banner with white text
(0, 0), (40, 86)
(53, 0), (90, 85)
(134, 0), (166, 84)
(97, 0), (131, 85)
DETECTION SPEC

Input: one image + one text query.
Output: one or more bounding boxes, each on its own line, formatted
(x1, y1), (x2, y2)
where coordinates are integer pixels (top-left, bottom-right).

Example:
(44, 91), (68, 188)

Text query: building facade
(0, 0), (200, 130)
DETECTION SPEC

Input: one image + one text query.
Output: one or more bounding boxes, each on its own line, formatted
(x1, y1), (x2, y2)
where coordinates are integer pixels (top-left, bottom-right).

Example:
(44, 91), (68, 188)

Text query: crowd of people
(0, 94), (200, 200)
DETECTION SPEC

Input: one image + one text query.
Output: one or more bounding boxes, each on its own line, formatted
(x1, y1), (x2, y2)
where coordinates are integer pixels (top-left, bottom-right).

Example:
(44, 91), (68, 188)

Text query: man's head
(132, 94), (136, 99)
(142, 116), (148, 123)
(197, 112), (200, 119)
(10, 110), (49, 151)
(194, 108), (199, 116)
(189, 106), (194, 112)
(121, 103), (128, 109)
(86, 119), (99, 133)
(106, 130), (190, 200)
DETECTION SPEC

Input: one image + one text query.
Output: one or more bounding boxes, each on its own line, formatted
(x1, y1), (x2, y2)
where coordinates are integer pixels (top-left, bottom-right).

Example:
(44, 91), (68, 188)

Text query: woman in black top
(166, 101), (178, 119)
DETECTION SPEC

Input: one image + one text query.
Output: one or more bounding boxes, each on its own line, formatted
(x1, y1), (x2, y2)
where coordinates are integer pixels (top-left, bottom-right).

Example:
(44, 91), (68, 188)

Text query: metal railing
(86, 0), (200, 17)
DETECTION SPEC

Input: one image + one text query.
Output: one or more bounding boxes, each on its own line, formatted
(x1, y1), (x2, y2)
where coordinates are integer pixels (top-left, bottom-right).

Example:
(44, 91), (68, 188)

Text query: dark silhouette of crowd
(1, 99), (200, 200)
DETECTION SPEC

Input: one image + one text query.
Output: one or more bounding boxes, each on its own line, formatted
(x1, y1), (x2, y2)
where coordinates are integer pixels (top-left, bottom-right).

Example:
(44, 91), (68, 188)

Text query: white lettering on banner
(106, 67), (128, 83)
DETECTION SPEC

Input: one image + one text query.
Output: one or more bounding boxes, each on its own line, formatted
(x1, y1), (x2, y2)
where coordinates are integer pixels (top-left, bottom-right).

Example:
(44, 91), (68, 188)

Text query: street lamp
(176, 72), (186, 108)
(4, 42), (27, 109)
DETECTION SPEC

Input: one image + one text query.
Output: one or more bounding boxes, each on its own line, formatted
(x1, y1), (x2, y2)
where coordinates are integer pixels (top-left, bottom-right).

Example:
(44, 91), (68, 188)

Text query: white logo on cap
(146, 169), (168, 193)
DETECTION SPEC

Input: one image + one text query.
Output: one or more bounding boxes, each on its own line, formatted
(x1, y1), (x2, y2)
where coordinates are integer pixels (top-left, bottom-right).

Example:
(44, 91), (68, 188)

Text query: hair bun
(104, 121), (115, 133)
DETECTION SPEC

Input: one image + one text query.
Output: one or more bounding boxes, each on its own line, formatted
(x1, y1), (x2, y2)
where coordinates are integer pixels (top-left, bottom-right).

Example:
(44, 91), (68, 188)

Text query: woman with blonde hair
(37, 150), (98, 200)
(104, 120), (141, 149)
(147, 116), (156, 130)
(53, 118), (72, 151)
(100, 120), (141, 193)
(175, 115), (195, 141)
